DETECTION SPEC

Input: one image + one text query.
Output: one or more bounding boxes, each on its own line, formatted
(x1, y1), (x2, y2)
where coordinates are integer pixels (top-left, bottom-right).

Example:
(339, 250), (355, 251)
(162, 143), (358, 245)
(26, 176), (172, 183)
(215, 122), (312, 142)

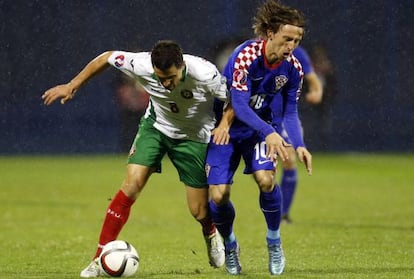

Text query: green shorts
(127, 119), (208, 188)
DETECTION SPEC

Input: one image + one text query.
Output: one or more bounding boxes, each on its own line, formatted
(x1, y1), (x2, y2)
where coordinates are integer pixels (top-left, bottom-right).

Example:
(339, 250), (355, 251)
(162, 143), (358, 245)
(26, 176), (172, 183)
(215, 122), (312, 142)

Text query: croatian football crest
(274, 75), (288, 91)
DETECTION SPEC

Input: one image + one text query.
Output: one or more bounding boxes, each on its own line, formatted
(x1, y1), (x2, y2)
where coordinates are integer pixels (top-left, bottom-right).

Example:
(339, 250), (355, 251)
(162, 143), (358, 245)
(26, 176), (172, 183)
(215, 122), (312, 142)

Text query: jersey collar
(180, 65), (187, 82)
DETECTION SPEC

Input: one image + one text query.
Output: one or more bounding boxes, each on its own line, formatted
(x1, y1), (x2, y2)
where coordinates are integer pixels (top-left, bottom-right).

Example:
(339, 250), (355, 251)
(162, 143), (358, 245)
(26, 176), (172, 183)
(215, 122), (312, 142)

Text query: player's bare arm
(211, 104), (234, 145)
(296, 146), (312, 175)
(265, 132), (291, 162)
(304, 72), (323, 105)
(42, 51), (113, 106)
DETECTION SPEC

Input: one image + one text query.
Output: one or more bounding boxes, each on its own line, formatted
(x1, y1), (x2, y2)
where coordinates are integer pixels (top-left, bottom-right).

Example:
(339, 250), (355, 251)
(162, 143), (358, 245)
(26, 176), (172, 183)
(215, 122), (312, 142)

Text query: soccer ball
(98, 240), (139, 277)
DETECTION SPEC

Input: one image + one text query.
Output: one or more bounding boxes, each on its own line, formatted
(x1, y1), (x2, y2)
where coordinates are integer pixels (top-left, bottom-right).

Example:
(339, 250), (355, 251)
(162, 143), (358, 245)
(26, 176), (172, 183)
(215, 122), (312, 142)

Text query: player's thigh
(127, 122), (166, 171)
(168, 140), (209, 188)
(281, 146), (297, 169)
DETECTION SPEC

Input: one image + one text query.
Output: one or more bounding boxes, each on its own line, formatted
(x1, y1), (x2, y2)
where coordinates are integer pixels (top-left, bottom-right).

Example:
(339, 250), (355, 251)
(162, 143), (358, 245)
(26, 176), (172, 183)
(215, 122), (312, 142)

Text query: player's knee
(121, 179), (144, 199)
(283, 160), (296, 169)
(209, 188), (230, 206)
(123, 165), (152, 197)
(256, 176), (274, 193)
(188, 202), (207, 220)
(282, 156), (296, 169)
(281, 147), (297, 169)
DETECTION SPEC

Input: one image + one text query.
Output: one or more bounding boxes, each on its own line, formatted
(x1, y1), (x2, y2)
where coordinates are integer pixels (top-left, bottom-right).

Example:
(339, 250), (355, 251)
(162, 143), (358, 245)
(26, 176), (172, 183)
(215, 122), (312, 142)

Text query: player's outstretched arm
(42, 51), (113, 106)
(304, 72), (323, 105)
(296, 146), (312, 175)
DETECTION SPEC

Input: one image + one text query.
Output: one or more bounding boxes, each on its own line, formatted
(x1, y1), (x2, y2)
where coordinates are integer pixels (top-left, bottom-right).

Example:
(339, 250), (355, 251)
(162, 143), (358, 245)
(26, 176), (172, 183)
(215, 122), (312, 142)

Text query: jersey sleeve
(108, 51), (151, 78)
(279, 64), (306, 149)
(225, 48), (275, 138)
(231, 86), (275, 138)
(207, 71), (229, 102)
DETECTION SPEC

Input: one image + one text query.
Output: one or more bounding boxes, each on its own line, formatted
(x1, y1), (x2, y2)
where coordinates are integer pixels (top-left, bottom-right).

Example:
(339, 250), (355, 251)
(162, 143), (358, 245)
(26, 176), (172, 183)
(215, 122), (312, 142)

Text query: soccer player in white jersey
(42, 40), (231, 277)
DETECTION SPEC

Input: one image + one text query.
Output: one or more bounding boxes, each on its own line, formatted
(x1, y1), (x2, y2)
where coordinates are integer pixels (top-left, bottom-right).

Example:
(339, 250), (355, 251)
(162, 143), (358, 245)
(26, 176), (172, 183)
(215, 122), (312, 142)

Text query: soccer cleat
(80, 258), (100, 278)
(225, 242), (242, 275)
(268, 243), (286, 275)
(204, 231), (225, 268)
(281, 214), (293, 224)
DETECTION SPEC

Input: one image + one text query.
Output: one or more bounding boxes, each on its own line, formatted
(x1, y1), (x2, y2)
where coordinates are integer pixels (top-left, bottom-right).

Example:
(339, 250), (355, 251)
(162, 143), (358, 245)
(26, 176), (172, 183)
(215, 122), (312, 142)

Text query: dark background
(1, 0), (413, 154)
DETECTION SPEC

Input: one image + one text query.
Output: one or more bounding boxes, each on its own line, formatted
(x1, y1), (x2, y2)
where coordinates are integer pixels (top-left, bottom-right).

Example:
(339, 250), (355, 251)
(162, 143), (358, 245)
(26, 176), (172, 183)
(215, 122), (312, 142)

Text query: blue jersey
(207, 39), (305, 183)
(222, 39), (305, 148)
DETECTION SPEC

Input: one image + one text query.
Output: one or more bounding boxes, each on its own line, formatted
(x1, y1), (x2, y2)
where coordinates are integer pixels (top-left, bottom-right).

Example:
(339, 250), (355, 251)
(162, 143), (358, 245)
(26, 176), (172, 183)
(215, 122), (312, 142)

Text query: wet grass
(1, 153), (413, 278)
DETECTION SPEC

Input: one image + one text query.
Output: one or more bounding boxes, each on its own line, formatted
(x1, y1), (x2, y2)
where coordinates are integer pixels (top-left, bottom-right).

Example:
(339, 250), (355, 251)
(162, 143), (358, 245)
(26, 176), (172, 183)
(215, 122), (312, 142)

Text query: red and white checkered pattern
(287, 54), (304, 79)
(232, 41), (263, 91)
(287, 54), (304, 99)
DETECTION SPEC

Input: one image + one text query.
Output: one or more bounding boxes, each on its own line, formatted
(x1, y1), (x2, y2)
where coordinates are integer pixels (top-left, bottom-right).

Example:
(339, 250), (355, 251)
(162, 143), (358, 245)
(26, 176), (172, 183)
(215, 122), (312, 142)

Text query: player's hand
(296, 146), (312, 175)
(211, 126), (230, 145)
(42, 83), (76, 106)
(265, 132), (291, 162)
(305, 89), (322, 105)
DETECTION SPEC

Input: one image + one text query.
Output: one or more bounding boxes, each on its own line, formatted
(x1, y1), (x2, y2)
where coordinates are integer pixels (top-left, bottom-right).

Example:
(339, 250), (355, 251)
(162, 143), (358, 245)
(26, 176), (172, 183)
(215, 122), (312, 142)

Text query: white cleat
(80, 258), (100, 278)
(204, 231), (225, 268)
(225, 242), (242, 275)
(268, 244), (286, 275)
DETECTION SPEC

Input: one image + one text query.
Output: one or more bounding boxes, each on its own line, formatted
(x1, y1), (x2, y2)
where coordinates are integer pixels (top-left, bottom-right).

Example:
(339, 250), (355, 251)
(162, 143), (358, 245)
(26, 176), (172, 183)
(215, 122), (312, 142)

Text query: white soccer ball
(98, 240), (139, 277)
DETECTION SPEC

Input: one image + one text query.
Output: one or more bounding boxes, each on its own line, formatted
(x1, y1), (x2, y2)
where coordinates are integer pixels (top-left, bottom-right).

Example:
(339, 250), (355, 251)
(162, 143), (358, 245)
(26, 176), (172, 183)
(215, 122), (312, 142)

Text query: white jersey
(108, 51), (228, 143)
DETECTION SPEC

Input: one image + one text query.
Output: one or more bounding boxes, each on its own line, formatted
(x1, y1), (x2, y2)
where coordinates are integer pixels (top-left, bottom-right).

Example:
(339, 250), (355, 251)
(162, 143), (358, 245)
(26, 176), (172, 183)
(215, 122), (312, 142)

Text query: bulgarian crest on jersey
(274, 75), (288, 91)
(181, 89), (193, 99)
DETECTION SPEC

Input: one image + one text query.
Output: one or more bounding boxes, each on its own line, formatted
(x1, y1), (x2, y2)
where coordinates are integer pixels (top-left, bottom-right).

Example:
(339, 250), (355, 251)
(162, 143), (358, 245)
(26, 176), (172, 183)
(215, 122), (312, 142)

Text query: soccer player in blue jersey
(206, 0), (312, 275)
(280, 46), (323, 223)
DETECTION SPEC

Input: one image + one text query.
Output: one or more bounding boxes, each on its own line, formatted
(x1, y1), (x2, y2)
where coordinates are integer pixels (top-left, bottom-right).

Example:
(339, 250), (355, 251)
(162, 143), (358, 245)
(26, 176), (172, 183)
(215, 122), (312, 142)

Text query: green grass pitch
(1, 153), (413, 278)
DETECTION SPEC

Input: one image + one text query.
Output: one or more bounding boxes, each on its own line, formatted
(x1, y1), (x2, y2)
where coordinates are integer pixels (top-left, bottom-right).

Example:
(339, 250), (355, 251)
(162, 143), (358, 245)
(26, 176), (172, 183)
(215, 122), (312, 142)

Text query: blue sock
(224, 232), (237, 250)
(259, 185), (282, 232)
(266, 229), (281, 245)
(281, 169), (297, 215)
(209, 200), (236, 247)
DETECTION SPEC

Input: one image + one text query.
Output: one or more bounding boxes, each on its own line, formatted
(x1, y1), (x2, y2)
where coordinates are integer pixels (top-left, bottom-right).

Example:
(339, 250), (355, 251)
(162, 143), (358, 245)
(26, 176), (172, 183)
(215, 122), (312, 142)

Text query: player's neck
(263, 40), (282, 69)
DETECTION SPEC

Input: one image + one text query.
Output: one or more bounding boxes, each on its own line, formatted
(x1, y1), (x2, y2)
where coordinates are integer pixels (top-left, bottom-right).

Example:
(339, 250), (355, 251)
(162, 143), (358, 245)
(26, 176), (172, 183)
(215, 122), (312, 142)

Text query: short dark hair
(151, 40), (184, 71)
(252, 0), (305, 38)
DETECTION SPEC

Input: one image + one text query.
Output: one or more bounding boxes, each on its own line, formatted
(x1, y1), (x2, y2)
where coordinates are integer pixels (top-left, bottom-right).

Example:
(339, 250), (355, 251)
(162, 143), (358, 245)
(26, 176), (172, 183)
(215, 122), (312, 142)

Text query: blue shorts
(206, 134), (276, 185)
